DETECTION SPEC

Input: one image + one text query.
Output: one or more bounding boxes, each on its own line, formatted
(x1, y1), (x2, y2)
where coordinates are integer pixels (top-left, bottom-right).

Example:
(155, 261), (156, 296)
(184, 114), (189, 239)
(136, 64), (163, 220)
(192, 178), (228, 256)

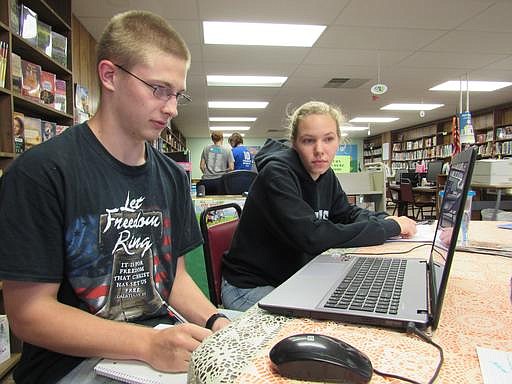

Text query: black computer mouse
(269, 333), (373, 383)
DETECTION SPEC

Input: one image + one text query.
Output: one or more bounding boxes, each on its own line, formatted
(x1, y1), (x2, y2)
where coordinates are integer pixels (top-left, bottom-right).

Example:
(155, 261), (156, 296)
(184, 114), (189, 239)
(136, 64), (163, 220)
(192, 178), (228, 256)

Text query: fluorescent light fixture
(209, 126), (251, 131)
(381, 103), (444, 111)
(209, 117), (257, 122)
(349, 117), (399, 123)
(341, 125), (369, 131)
(207, 75), (287, 87)
(430, 81), (512, 92)
(208, 101), (268, 109)
(340, 132), (349, 137)
(203, 21), (326, 47)
(223, 133), (245, 138)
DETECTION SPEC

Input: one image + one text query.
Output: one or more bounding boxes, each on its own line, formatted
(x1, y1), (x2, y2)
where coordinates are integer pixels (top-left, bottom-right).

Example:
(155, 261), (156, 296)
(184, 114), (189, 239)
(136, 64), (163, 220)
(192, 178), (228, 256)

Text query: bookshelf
(0, 0), (73, 172)
(366, 102), (512, 173)
(362, 135), (382, 166)
(154, 121), (187, 153)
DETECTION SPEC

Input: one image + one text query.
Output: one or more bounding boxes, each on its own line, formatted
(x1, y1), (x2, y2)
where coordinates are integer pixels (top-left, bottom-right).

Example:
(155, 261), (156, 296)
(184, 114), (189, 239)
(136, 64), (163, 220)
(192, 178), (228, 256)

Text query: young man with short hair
(0, 11), (229, 383)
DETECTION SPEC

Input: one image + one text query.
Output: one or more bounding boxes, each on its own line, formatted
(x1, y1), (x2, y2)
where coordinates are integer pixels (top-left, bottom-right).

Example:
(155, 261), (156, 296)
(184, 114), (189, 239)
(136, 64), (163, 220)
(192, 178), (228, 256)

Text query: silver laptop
(259, 148), (477, 330)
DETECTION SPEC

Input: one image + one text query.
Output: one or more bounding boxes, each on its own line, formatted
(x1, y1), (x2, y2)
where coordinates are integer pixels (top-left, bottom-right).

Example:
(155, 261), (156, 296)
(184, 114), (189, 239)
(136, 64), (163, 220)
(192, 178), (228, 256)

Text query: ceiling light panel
(341, 126), (369, 131)
(208, 101), (269, 109)
(207, 75), (287, 87)
(203, 21), (326, 47)
(381, 103), (444, 111)
(429, 81), (512, 92)
(209, 126), (251, 131)
(209, 117), (257, 122)
(349, 117), (400, 123)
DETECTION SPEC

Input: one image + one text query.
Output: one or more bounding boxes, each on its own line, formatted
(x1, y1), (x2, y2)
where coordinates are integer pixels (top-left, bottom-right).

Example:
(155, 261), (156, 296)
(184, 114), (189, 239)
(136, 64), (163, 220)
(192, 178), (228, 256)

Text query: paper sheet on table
(477, 347), (512, 384)
(387, 224), (435, 243)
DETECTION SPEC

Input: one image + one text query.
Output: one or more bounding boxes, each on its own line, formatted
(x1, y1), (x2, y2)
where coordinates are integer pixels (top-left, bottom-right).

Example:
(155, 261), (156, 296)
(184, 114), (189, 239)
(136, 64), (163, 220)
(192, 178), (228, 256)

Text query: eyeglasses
(114, 64), (191, 105)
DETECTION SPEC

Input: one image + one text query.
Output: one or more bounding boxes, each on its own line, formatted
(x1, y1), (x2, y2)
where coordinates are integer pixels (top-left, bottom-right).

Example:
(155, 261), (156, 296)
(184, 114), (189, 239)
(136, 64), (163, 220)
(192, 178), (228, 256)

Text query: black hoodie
(222, 138), (401, 288)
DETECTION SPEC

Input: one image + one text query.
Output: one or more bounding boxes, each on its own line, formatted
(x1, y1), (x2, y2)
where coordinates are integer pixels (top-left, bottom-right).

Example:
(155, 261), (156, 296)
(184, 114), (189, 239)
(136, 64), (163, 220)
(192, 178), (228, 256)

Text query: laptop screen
(428, 148), (476, 329)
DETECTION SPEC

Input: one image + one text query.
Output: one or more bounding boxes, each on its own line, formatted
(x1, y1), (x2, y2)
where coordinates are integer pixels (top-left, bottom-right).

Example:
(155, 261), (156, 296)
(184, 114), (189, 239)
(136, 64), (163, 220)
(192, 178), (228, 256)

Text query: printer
(472, 159), (512, 185)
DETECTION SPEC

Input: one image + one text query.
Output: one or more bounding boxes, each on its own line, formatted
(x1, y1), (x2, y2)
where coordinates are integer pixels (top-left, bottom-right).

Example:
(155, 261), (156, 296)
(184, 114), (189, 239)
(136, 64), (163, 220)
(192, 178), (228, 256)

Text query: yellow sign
(331, 155), (350, 173)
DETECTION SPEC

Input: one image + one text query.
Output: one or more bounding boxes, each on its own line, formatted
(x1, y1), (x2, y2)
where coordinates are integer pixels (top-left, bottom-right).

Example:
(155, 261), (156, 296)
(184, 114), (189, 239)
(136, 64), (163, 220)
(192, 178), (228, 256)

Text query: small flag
(452, 116), (461, 156)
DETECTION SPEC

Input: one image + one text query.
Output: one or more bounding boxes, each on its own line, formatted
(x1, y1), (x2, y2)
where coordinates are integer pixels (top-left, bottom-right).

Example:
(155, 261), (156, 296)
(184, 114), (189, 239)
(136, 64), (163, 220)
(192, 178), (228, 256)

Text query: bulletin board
(332, 144), (358, 173)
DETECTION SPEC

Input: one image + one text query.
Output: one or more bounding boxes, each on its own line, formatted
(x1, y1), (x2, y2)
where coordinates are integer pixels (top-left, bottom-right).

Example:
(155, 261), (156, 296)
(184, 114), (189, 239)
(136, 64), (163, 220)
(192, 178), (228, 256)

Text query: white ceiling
(72, 0), (512, 140)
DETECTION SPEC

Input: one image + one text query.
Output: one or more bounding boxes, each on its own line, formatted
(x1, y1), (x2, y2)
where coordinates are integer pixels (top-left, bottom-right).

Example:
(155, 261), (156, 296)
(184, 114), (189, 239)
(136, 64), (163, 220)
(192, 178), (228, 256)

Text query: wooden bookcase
(362, 135), (382, 166)
(0, 0), (72, 375)
(365, 102), (512, 173)
(0, 0), (73, 172)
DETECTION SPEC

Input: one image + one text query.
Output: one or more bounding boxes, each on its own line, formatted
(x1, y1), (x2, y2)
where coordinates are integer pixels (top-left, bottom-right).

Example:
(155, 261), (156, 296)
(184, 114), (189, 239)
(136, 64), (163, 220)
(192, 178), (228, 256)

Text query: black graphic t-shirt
(0, 123), (202, 383)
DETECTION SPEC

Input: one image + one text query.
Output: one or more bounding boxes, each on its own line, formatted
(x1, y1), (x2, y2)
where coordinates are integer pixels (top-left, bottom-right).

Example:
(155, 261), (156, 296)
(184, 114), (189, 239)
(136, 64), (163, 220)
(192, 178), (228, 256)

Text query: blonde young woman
(222, 101), (416, 311)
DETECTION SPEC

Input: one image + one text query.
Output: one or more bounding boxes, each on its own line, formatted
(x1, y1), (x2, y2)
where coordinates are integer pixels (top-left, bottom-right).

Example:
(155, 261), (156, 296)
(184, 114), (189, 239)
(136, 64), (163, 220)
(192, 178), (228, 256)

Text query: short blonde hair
(287, 101), (345, 142)
(97, 10), (190, 70)
(210, 131), (223, 143)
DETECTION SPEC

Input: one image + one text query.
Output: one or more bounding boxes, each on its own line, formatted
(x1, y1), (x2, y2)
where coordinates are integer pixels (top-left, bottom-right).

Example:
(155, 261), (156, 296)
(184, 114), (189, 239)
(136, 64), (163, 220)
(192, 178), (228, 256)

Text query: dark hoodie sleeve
(256, 163), (401, 255)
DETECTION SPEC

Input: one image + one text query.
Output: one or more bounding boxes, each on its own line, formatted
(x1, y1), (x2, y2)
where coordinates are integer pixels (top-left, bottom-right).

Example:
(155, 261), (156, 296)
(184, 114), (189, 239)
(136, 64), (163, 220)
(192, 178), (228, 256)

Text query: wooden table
(189, 221), (512, 383)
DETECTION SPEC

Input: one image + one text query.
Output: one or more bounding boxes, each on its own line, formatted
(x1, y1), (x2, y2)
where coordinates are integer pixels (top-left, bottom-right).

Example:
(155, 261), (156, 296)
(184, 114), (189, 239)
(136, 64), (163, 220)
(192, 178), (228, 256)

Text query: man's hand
(386, 215), (417, 238)
(145, 323), (211, 372)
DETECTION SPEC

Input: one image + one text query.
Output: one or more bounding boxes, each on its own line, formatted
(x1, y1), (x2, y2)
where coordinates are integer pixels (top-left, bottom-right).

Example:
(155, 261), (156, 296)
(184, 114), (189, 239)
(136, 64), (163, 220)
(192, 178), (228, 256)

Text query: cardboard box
(472, 159), (512, 185)
(0, 315), (10, 364)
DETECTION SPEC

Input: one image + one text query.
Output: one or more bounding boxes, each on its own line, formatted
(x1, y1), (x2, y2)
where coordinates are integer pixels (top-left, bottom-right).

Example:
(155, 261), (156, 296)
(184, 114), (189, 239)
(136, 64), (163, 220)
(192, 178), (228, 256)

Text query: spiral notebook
(94, 324), (186, 384)
(94, 359), (186, 384)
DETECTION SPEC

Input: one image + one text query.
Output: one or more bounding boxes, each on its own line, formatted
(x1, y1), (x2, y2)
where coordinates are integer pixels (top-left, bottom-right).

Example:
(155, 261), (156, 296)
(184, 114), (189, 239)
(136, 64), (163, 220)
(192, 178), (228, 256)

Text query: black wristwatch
(205, 313), (229, 330)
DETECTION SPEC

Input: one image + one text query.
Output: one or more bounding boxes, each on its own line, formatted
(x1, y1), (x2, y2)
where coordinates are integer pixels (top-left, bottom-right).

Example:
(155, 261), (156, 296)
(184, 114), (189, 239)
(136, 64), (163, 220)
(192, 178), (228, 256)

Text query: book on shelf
(54, 79), (67, 113)
(0, 41), (8, 88)
(37, 20), (52, 56)
(41, 120), (56, 142)
(13, 111), (25, 154)
(11, 52), (22, 94)
(51, 31), (68, 68)
(74, 83), (90, 114)
(20, 4), (38, 46)
(23, 116), (42, 149)
(56, 125), (69, 135)
(0, 315), (10, 364)
(40, 71), (56, 107)
(10, 0), (20, 35)
(21, 59), (41, 101)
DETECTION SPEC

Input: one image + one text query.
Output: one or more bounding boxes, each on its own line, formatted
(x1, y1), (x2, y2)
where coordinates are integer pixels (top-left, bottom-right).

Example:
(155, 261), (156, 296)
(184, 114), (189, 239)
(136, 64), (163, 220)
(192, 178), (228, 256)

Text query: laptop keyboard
(324, 257), (407, 315)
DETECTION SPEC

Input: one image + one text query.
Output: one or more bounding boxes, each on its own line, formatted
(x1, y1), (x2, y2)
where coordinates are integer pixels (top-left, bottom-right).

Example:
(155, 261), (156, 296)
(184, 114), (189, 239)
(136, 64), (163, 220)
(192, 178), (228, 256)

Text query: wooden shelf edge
(0, 353), (21, 379)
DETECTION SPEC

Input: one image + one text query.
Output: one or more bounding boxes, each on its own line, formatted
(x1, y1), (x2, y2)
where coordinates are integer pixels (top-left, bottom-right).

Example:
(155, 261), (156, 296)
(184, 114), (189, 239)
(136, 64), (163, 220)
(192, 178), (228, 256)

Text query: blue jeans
(221, 278), (274, 311)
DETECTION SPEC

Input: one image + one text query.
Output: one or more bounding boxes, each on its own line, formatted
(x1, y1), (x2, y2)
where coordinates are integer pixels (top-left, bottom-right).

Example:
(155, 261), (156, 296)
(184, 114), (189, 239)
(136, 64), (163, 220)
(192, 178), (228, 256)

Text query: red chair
(199, 203), (242, 307)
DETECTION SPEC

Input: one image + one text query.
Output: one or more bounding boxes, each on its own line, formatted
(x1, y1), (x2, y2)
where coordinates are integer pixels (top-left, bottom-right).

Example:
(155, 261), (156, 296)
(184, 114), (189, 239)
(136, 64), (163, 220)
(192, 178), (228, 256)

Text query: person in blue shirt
(228, 132), (253, 170)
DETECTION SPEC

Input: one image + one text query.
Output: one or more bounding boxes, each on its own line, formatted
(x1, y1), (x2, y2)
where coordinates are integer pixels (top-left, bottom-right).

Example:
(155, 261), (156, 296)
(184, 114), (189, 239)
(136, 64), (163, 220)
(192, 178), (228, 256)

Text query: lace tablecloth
(189, 224), (512, 383)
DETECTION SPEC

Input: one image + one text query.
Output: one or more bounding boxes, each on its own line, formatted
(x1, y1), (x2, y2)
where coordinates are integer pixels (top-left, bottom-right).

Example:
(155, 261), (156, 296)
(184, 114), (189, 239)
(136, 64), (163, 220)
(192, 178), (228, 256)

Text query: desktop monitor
(426, 160), (444, 184)
(400, 171), (419, 187)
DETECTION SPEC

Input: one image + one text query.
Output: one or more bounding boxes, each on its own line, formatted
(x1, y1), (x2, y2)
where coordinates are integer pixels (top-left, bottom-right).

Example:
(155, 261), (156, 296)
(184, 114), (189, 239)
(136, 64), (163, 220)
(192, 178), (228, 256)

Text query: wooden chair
(400, 179), (436, 220)
(199, 203), (242, 307)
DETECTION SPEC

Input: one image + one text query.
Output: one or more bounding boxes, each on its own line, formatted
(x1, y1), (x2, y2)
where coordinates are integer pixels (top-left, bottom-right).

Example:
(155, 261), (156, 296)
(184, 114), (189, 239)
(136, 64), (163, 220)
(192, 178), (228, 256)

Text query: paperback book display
(40, 71), (56, 107)
(41, 120), (56, 142)
(37, 20), (52, 56)
(0, 41), (8, 88)
(54, 79), (67, 113)
(75, 84), (90, 123)
(13, 112), (25, 154)
(24, 116), (42, 149)
(21, 59), (41, 101)
(10, 0), (20, 35)
(51, 31), (68, 67)
(20, 4), (37, 46)
(11, 52), (22, 93)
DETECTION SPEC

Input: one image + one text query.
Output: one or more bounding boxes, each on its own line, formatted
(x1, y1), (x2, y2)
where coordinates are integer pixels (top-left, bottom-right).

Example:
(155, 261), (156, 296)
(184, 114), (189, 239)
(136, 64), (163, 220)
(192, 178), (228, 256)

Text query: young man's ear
(97, 60), (117, 92)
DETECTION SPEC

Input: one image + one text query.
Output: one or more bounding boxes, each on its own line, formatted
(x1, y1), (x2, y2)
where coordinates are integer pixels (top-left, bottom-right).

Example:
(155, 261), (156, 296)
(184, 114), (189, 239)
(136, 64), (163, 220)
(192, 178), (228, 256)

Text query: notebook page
(94, 324), (186, 384)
